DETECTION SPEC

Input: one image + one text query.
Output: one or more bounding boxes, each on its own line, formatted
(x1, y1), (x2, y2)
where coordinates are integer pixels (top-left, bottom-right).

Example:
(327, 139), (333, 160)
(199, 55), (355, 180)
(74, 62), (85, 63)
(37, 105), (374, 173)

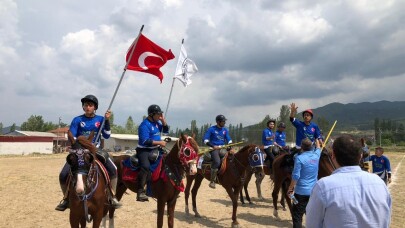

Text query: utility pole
(56, 117), (61, 153)
(379, 128), (382, 147)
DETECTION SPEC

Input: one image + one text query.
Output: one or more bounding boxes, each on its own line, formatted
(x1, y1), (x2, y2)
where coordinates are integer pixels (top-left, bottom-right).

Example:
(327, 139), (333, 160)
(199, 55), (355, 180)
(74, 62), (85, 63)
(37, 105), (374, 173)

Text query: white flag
(174, 44), (198, 87)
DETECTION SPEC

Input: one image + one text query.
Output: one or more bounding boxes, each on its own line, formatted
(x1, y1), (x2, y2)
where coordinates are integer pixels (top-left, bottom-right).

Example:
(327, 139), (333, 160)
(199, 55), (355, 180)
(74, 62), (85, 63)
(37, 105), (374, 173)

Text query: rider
(55, 95), (122, 211)
(262, 119), (276, 169)
(274, 122), (287, 154)
(289, 103), (323, 153)
(135, 104), (169, 202)
(203, 114), (232, 189)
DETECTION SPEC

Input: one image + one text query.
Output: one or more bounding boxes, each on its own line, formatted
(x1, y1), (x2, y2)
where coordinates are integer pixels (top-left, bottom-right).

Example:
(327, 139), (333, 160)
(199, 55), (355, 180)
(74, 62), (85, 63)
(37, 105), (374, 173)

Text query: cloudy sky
(1, 0), (405, 129)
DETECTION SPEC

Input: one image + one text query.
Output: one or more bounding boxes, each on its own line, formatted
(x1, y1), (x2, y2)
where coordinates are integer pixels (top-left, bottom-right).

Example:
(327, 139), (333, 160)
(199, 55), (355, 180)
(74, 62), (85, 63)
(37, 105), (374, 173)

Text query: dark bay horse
(239, 147), (290, 205)
(66, 132), (109, 228)
(105, 133), (198, 228)
(184, 145), (264, 228)
(272, 148), (335, 219)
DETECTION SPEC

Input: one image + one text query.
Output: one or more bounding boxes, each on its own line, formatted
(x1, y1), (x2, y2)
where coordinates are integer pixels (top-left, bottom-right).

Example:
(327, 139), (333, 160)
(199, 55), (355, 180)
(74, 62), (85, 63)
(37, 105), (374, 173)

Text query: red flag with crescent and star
(126, 34), (175, 83)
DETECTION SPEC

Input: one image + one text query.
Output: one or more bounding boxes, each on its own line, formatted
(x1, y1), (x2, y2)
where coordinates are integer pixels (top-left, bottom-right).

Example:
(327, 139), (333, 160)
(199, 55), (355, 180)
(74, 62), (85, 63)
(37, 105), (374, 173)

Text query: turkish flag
(126, 34), (175, 82)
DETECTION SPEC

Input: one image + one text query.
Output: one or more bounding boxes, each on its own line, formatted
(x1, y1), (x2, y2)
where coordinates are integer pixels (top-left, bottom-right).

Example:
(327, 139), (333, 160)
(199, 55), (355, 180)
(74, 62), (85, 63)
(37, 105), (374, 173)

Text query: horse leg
(225, 186), (240, 228)
(280, 180), (287, 211)
(167, 197), (177, 228)
(244, 171), (254, 204)
(191, 174), (204, 218)
(283, 179), (293, 215)
(272, 178), (283, 218)
(255, 172), (265, 201)
(184, 175), (194, 215)
(156, 198), (166, 228)
(69, 211), (80, 228)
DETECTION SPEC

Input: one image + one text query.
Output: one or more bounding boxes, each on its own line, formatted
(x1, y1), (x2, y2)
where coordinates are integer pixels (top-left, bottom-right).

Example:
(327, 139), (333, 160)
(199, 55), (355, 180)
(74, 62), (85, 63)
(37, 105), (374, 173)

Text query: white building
(0, 130), (57, 155)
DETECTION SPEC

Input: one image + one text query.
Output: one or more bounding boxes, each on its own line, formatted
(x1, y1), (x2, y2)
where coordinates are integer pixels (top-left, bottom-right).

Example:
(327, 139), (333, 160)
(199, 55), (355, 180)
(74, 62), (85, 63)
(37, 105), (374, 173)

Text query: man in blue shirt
(289, 103), (322, 151)
(288, 138), (321, 228)
(56, 95), (122, 211)
(135, 104), (169, 201)
(274, 122), (287, 152)
(370, 147), (392, 185)
(306, 135), (392, 228)
(262, 119), (276, 170)
(203, 114), (232, 189)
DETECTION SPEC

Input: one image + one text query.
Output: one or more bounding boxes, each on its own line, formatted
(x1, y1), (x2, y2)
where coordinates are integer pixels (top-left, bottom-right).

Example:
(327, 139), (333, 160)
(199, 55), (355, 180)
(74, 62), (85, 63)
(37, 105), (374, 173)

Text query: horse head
(319, 146), (336, 179)
(66, 131), (97, 196)
(177, 133), (199, 175)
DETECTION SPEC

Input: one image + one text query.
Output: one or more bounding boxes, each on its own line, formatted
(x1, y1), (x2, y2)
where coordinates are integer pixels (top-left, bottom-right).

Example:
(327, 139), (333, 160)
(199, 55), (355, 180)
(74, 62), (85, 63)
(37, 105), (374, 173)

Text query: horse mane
(67, 130), (97, 154)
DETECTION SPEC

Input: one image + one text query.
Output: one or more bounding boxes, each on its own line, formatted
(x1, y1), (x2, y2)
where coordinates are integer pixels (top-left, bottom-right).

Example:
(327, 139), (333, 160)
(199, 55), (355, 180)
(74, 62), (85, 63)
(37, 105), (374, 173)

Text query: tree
(10, 123), (16, 132)
(109, 112), (115, 127)
(0, 122), (3, 135)
(125, 116), (134, 131)
(21, 115), (46, 131)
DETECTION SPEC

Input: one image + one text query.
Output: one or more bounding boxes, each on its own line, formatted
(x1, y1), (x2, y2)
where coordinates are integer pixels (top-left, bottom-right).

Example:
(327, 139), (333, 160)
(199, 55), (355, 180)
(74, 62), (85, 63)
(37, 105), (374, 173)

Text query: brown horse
(105, 133), (198, 228)
(271, 148), (335, 219)
(66, 132), (109, 228)
(184, 145), (264, 228)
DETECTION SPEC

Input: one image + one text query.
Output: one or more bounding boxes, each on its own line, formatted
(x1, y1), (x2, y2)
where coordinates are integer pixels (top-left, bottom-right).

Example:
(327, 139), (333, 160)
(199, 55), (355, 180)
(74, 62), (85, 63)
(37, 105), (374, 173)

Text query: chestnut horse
(104, 133), (198, 228)
(271, 148), (335, 219)
(66, 132), (109, 228)
(184, 145), (264, 228)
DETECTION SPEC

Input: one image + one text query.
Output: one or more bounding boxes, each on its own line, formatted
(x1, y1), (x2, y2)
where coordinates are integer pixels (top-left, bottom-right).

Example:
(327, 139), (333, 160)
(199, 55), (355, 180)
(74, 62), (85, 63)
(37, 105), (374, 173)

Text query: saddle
(121, 154), (164, 183)
(198, 150), (229, 177)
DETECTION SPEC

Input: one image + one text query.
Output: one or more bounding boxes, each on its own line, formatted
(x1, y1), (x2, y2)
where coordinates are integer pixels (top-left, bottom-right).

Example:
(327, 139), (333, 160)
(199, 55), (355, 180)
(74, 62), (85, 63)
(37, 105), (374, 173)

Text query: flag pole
(164, 38), (184, 120)
(322, 120), (337, 150)
(94, 25), (144, 146)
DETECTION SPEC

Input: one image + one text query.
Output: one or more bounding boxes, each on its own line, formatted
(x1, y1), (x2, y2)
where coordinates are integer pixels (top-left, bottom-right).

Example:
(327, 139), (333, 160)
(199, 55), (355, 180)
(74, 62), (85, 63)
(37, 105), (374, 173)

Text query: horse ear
(68, 130), (75, 145)
(89, 131), (95, 142)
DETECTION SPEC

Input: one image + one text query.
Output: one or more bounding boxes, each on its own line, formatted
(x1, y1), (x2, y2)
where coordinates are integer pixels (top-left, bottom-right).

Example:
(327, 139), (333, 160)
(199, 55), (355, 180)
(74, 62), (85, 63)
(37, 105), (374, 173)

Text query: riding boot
(136, 168), (149, 202)
(209, 168), (218, 189)
(55, 184), (69, 211)
(110, 177), (123, 209)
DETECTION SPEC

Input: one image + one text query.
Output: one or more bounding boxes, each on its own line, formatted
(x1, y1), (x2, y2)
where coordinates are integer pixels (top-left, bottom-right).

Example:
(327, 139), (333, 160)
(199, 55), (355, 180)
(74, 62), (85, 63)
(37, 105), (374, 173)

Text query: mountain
(310, 100), (405, 130)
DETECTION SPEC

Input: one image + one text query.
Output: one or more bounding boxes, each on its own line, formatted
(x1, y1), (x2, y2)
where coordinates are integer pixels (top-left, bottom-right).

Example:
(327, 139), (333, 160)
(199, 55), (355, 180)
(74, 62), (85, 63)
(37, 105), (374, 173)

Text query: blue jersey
(138, 118), (169, 149)
(262, 128), (274, 148)
(69, 114), (110, 147)
(275, 130), (286, 147)
(203, 125), (232, 146)
(291, 118), (321, 148)
(369, 155), (392, 180)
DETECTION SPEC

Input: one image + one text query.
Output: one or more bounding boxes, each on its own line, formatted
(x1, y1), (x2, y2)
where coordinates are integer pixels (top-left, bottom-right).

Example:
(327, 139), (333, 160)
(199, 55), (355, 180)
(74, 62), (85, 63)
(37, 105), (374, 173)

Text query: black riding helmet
(81, 95), (98, 110)
(216, 114), (227, 122)
(278, 122), (286, 128)
(148, 104), (163, 116)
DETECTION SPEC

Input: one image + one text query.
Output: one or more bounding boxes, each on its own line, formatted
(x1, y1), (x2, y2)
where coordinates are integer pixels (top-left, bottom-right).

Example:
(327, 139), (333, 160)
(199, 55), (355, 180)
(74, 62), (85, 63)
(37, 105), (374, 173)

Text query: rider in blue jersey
(55, 95), (122, 211)
(289, 103), (323, 152)
(135, 104), (169, 201)
(369, 147), (392, 185)
(274, 121), (287, 150)
(203, 114), (232, 189)
(262, 119), (276, 169)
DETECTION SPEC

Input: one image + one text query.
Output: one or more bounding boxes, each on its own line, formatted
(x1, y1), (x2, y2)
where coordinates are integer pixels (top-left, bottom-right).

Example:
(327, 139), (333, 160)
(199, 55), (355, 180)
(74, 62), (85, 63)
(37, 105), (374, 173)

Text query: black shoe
(209, 182), (216, 189)
(137, 192), (149, 202)
(111, 197), (122, 209)
(55, 199), (69, 211)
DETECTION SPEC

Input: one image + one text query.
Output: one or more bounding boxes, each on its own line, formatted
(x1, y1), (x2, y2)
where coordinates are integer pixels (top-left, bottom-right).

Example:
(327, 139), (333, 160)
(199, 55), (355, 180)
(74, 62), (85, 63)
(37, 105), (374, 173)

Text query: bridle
(177, 136), (198, 167)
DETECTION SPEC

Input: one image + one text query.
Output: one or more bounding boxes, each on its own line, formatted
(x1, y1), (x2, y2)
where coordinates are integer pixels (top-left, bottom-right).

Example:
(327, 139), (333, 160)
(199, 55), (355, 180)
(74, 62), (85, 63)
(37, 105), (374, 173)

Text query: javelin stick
(94, 25), (144, 146)
(164, 38), (184, 120)
(198, 141), (245, 155)
(322, 120), (337, 150)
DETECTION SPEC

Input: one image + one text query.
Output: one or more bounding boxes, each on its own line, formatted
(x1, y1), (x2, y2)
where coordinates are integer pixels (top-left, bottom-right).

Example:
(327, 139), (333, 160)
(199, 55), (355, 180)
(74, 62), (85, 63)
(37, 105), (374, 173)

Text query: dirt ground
(0, 152), (404, 228)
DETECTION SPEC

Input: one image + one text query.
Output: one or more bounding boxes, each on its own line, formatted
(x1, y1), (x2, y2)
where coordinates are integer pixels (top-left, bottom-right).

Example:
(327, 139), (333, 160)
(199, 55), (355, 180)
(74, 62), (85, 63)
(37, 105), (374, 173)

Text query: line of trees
(374, 118), (405, 146)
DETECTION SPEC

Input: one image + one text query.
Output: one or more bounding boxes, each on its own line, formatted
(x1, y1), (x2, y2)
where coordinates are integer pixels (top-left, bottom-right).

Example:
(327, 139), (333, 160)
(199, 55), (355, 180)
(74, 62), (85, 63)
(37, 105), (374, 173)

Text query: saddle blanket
(122, 155), (163, 182)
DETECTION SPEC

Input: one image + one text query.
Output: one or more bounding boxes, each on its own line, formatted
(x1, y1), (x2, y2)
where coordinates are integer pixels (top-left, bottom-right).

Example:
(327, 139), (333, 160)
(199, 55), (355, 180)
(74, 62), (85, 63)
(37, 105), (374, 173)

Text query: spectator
(370, 147), (392, 185)
(306, 135), (392, 228)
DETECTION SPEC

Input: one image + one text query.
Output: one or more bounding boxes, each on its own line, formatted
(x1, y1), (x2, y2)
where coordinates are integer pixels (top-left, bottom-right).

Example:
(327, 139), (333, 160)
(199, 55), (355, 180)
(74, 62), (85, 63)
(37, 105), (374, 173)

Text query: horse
(66, 132), (109, 228)
(184, 144), (264, 228)
(104, 133), (198, 228)
(271, 147), (335, 219)
(239, 146), (290, 205)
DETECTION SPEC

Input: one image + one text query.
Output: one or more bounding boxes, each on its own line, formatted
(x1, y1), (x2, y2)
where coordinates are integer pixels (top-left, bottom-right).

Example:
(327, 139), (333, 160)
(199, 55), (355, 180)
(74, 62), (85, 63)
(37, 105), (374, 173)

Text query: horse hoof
(231, 222), (240, 228)
(185, 207), (189, 215)
(273, 210), (278, 218)
(194, 213), (201, 218)
(259, 197), (265, 201)
(282, 207), (287, 211)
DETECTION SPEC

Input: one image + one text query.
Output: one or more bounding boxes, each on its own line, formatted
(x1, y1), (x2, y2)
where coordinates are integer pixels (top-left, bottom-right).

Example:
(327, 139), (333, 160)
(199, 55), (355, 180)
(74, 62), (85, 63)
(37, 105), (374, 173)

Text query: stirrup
(137, 193), (149, 202)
